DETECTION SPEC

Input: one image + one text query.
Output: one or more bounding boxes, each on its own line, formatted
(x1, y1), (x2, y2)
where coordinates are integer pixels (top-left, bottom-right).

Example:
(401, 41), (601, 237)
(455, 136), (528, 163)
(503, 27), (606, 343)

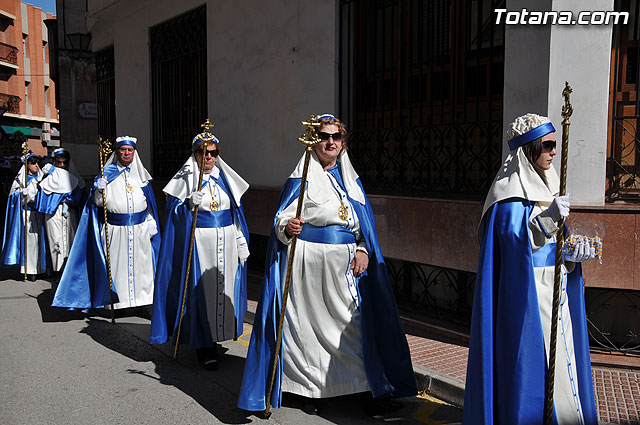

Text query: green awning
(1, 125), (43, 137)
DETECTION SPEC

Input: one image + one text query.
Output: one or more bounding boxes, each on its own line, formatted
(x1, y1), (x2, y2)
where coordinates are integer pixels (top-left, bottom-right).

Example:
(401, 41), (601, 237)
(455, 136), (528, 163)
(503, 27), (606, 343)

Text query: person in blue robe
(51, 136), (161, 310)
(150, 132), (250, 371)
(463, 113), (599, 425)
(35, 148), (87, 273)
(2, 153), (49, 280)
(237, 114), (416, 416)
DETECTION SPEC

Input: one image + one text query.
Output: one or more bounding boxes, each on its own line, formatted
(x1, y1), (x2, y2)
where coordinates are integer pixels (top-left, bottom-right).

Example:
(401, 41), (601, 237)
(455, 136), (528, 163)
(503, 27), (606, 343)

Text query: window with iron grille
(339, 0), (505, 198)
(96, 45), (116, 145)
(150, 5), (207, 180)
(608, 0), (640, 202)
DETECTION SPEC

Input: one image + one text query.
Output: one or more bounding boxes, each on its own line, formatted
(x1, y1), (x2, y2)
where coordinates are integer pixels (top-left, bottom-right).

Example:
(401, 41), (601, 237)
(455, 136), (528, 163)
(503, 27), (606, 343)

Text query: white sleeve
(275, 198), (299, 245)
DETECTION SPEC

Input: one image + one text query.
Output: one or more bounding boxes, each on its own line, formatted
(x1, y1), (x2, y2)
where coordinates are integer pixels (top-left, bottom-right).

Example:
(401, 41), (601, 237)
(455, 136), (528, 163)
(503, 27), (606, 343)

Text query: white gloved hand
(61, 202), (69, 218)
(21, 186), (36, 202)
(565, 240), (597, 263)
(547, 195), (570, 222)
(147, 221), (158, 238)
(42, 163), (52, 173)
(96, 177), (108, 190)
(190, 191), (204, 208)
(237, 237), (250, 267)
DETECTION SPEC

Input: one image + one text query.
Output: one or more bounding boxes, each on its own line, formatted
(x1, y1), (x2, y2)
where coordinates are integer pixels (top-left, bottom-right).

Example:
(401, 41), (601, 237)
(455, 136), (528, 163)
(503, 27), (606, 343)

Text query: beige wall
(86, 0), (336, 187)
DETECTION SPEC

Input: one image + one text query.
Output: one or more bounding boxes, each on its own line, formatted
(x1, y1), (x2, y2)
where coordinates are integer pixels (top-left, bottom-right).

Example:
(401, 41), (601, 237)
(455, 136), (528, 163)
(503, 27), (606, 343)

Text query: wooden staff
(22, 144), (30, 281)
(98, 137), (115, 324)
(173, 118), (215, 359)
(263, 116), (321, 419)
(544, 81), (573, 425)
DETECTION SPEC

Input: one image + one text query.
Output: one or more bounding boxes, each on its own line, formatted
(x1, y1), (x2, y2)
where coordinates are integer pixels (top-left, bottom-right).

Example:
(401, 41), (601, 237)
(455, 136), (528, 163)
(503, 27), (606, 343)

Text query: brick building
(0, 0), (57, 158)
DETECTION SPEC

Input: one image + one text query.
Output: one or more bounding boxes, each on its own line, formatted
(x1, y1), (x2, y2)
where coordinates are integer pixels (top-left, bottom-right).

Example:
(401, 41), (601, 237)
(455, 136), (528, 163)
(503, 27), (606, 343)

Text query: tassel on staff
(263, 115), (322, 419)
(98, 137), (116, 324)
(21, 143), (30, 281)
(543, 81), (573, 425)
(173, 118), (216, 359)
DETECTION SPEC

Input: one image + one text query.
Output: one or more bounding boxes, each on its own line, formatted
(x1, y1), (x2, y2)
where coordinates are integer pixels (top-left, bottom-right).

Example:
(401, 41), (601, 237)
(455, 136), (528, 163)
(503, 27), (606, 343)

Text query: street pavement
(0, 274), (462, 425)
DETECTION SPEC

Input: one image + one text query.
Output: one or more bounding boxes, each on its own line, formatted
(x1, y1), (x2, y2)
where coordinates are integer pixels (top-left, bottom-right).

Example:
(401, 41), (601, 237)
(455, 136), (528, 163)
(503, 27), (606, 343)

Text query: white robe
(529, 202), (585, 425)
(11, 173), (46, 275)
(94, 170), (156, 309)
(275, 164), (370, 398)
(193, 172), (244, 342)
(44, 206), (78, 272)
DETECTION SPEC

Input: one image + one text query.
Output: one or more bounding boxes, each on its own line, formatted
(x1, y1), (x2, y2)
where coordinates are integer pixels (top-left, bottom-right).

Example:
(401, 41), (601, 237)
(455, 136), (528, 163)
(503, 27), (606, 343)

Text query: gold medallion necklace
(327, 170), (349, 220)
(207, 178), (219, 211)
(123, 171), (135, 193)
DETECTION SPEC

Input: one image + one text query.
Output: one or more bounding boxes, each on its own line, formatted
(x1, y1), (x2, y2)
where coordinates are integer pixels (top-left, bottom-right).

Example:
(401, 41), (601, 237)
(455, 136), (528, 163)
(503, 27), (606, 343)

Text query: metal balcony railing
(0, 93), (20, 114)
(0, 42), (18, 66)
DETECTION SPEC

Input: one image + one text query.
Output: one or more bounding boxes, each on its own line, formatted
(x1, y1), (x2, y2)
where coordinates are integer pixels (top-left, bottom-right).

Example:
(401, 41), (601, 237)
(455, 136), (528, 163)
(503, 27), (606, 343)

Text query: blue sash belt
(532, 242), (556, 268)
(298, 223), (356, 245)
(196, 209), (233, 228)
(106, 210), (148, 226)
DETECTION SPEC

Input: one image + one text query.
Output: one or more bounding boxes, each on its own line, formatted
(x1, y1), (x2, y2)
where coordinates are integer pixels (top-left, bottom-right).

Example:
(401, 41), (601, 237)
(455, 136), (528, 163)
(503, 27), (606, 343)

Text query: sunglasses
(541, 140), (556, 152)
(318, 132), (343, 141)
(27, 158), (38, 165)
(201, 149), (219, 157)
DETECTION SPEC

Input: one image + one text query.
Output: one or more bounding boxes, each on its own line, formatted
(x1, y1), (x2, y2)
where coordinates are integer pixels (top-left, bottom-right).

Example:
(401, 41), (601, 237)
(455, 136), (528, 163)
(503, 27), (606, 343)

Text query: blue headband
(508, 122), (556, 151)
(115, 137), (137, 149)
(316, 114), (336, 121)
(24, 153), (39, 163)
(53, 148), (69, 157)
(192, 134), (219, 148)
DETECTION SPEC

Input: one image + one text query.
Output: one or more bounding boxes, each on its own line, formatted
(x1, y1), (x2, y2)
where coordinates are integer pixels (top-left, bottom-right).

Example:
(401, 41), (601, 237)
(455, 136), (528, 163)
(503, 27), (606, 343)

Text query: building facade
(57, 0), (639, 354)
(0, 0), (57, 157)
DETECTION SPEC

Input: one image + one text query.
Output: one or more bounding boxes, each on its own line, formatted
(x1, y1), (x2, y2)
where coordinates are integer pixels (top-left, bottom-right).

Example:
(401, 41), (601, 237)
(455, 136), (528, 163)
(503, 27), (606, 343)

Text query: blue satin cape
(35, 166), (87, 215)
(1, 174), (50, 272)
(237, 173), (417, 411)
(51, 165), (161, 309)
(150, 171), (249, 349)
(462, 199), (597, 425)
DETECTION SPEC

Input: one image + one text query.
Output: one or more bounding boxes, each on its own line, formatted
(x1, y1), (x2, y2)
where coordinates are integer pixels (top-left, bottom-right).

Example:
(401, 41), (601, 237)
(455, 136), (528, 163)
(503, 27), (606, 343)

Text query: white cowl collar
(163, 155), (249, 206)
(288, 150), (366, 206)
(481, 146), (560, 222)
(40, 160), (85, 195)
(104, 151), (152, 186)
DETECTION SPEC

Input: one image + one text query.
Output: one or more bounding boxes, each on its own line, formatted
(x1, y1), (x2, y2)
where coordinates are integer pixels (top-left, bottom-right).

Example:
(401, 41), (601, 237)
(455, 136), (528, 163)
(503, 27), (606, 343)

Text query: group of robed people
(1, 113), (602, 423)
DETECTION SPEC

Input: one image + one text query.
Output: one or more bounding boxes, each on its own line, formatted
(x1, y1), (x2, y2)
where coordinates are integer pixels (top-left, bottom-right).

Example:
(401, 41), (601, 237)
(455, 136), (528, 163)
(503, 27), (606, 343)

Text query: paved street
(0, 274), (462, 425)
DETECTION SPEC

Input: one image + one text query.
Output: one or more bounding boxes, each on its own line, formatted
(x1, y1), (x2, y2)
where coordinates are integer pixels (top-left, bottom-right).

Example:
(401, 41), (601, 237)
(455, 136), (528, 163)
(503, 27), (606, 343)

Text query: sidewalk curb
(245, 306), (466, 408)
(412, 363), (465, 407)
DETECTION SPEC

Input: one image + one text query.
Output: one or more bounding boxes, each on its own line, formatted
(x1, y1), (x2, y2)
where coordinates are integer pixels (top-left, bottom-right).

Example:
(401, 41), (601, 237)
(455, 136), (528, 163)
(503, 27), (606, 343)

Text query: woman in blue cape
(463, 113), (599, 425)
(238, 114), (416, 415)
(150, 132), (250, 371)
(35, 148), (87, 273)
(2, 153), (49, 280)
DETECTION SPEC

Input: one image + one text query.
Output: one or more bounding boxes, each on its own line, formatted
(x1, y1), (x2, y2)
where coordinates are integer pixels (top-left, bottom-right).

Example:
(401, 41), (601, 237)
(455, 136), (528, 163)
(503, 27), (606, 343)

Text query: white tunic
(94, 170), (156, 309)
(529, 203), (585, 425)
(194, 174), (243, 342)
(275, 168), (370, 398)
(44, 206), (78, 272)
(15, 176), (46, 275)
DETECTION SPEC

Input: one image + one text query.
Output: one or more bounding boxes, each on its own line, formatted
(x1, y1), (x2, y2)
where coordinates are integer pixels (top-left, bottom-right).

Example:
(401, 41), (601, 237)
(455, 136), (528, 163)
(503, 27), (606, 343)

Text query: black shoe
(27, 274), (36, 282)
(196, 346), (218, 371)
(301, 399), (319, 415)
(361, 393), (403, 418)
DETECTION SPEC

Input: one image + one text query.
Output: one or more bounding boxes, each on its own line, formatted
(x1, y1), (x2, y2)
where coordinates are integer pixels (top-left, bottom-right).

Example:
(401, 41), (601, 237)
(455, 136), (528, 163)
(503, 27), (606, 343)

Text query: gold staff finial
(196, 118), (217, 144)
(297, 114), (322, 148)
(562, 81), (573, 125)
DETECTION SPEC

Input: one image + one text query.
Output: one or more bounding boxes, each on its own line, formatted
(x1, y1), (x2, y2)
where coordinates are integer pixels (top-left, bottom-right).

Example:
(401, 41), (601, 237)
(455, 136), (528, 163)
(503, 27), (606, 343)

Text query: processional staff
(98, 137), (116, 324)
(21, 143), (30, 281)
(543, 81), (573, 425)
(263, 115), (322, 419)
(173, 118), (216, 359)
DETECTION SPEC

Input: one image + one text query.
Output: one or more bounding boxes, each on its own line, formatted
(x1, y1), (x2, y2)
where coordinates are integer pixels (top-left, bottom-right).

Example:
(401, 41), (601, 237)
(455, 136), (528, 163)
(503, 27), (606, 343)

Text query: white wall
(503, 0), (613, 205)
(85, 0), (336, 187)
